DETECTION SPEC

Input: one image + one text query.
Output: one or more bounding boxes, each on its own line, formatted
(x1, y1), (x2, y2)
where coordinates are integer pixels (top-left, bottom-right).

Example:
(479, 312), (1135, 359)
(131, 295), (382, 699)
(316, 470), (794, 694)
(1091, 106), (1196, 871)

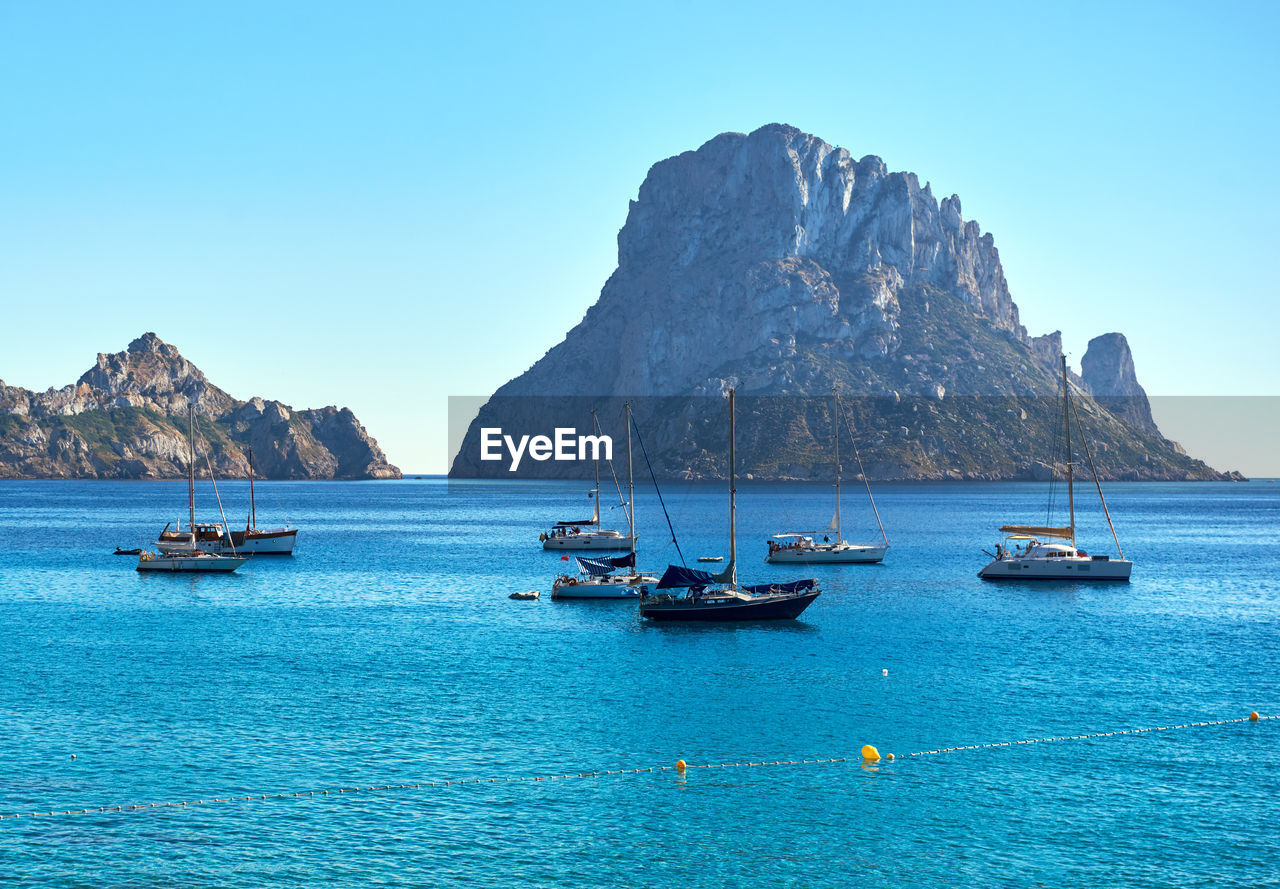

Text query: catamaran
(553, 403), (659, 597)
(540, 410), (634, 551)
(766, 389), (889, 564)
(639, 389), (821, 621)
(978, 356), (1133, 581)
(138, 407), (247, 573)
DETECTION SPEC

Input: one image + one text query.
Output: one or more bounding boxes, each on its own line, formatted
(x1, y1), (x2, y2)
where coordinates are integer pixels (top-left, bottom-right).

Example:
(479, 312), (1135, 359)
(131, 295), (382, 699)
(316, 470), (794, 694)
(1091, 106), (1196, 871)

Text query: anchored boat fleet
(529, 357), (1132, 620)
(131, 353), (1132, 605)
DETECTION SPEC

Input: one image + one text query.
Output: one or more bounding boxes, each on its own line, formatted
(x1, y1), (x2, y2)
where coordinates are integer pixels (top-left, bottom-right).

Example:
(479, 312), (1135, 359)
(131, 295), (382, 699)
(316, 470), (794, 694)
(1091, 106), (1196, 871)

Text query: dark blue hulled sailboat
(638, 389), (820, 622)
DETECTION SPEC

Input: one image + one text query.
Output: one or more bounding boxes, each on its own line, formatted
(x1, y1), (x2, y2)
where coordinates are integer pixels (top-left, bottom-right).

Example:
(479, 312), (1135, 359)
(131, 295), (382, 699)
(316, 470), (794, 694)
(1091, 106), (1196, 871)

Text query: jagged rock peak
(617, 123), (1025, 343)
(1081, 332), (1156, 433)
(1082, 333), (1141, 393)
(79, 331), (231, 416)
(128, 332), (177, 356)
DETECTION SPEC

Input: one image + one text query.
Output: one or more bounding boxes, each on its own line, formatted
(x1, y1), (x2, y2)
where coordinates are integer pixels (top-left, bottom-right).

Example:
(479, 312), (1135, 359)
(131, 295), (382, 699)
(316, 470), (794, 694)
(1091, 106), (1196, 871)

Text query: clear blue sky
(2, 1), (1276, 473)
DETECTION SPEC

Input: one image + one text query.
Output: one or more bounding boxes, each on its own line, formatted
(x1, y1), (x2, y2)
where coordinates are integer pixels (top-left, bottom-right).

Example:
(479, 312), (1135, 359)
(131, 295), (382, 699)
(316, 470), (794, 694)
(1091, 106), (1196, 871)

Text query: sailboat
(639, 389), (821, 621)
(540, 410), (635, 551)
(978, 356), (1133, 581)
(553, 403), (660, 598)
(227, 448), (298, 554)
(766, 389), (889, 564)
(158, 448), (297, 554)
(138, 407), (247, 573)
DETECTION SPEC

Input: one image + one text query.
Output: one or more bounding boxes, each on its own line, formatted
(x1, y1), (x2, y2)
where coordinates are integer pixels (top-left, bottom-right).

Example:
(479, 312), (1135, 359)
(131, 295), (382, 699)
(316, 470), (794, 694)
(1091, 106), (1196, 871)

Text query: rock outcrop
(0, 334), (400, 479)
(1080, 332), (1157, 435)
(451, 124), (1235, 481)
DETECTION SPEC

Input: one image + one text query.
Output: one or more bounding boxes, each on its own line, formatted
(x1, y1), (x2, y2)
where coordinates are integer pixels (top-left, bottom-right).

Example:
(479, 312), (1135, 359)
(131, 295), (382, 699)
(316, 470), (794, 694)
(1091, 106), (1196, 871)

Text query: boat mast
(1071, 397), (1126, 560)
(728, 388), (737, 588)
(626, 402), (635, 560)
(248, 446), (256, 530)
(1062, 355), (1076, 549)
(833, 388), (842, 542)
(187, 404), (197, 540)
(590, 409), (601, 527)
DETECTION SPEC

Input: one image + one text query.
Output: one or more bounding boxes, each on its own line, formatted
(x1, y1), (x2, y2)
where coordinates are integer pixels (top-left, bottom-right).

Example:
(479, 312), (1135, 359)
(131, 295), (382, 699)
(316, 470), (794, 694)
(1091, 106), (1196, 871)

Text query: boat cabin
(996, 536), (1087, 560)
(767, 533), (819, 553)
(160, 521), (228, 544)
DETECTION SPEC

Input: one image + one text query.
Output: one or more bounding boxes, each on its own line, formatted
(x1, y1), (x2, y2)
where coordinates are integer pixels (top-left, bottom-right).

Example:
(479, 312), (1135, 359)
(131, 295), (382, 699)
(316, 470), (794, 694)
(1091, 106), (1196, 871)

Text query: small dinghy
(113, 547), (142, 556)
(509, 590), (540, 600)
(696, 556), (723, 563)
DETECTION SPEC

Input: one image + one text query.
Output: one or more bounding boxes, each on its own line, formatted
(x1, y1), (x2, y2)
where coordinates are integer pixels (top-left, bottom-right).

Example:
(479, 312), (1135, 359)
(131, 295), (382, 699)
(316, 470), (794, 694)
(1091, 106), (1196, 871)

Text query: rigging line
(837, 397), (888, 546)
(595, 410), (627, 511)
(1045, 396), (1063, 528)
(631, 419), (687, 567)
(1070, 396), (1124, 560)
(198, 435), (238, 556)
(190, 414), (239, 550)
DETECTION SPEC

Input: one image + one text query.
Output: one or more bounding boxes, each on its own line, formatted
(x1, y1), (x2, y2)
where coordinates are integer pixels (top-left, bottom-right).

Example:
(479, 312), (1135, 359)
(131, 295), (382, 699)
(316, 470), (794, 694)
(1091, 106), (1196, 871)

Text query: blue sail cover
(576, 553), (636, 576)
(741, 578), (817, 595)
(656, 564), (716, 589)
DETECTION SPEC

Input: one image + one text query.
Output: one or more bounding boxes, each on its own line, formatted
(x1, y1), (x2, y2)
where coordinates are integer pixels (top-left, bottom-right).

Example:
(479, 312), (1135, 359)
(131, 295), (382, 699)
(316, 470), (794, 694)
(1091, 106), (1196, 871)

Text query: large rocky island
(0, 333), (400, 479)
(452, 124), (1237, 481)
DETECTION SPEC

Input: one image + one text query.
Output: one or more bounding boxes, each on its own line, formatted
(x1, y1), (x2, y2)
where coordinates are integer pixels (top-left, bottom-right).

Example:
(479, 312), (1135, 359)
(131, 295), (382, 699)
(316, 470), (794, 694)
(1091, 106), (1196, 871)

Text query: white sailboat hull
(551, 574), (658, 599)
(978, 556), (1132, 581)
(232, 529), (298, 554)
(543, 533), (635, 551)
(137, 553), (246, 573)
(766, 543), (887, 564)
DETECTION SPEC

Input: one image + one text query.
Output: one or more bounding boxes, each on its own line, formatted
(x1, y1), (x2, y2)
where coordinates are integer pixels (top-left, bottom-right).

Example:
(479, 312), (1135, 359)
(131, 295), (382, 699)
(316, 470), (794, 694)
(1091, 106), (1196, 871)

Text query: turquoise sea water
(0, 478), (1277, 887)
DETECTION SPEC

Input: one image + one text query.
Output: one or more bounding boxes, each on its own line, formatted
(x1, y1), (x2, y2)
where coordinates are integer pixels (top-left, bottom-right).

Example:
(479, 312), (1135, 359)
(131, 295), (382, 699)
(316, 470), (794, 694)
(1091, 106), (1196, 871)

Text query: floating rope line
(3, 714), (1268, 822)
(900, 714), (1270, 758)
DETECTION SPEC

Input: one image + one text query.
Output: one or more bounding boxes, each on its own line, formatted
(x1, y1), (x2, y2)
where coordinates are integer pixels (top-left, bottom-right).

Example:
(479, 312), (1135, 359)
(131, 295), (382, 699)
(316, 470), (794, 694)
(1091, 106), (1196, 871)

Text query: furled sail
(999, 525), (1073, 539)
(656, 564), (716, 589)
(655, 559), (735, 589)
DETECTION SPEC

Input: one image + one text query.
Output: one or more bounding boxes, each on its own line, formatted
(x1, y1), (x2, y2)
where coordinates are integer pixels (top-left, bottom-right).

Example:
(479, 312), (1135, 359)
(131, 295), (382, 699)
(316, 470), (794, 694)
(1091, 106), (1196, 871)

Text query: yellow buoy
(1250, 711), (1260, 721)
(675, 759), (687, 771)
(886, 753), (895, 761)
(861, 745), (880, 762)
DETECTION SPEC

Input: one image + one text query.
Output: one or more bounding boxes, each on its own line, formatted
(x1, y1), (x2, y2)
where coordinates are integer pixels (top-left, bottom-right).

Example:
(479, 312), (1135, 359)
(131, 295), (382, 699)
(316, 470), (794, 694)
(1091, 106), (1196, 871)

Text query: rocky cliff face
(452, 124), (1235, 481)
(0, 333), (400, 480)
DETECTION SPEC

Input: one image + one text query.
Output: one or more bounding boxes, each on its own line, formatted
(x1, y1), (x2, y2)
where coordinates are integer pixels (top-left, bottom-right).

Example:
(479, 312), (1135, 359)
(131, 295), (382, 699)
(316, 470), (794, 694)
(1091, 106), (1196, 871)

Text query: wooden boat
(157, 447), (297, 555)
(227, 447), (297, 554)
